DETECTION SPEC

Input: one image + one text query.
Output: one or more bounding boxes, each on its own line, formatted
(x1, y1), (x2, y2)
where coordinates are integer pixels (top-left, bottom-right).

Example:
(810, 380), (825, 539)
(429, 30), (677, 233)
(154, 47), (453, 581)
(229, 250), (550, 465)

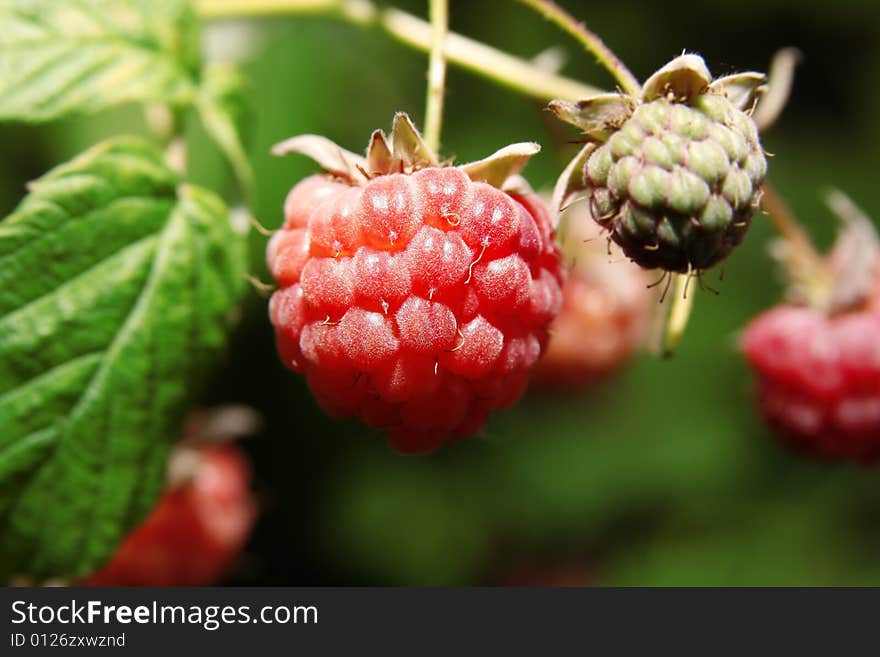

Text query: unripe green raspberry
(552, 54), (768, 273)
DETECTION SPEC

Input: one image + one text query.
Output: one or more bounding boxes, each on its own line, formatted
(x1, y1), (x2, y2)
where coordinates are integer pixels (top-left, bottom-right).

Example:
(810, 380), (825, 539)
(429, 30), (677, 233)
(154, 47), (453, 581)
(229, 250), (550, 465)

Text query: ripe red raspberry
(532, 216), (652, 389)
(741, 191), (880, 462)
(82, 443), (256, 586)
(267, 114), (563, 453)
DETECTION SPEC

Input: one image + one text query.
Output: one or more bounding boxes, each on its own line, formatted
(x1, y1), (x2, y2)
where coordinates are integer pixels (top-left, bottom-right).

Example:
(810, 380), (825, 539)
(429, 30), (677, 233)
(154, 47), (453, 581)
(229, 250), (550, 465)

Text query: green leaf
(0, 136), (247, 580)
(0, 0), (200, 122)
(196, 64), (254, 200)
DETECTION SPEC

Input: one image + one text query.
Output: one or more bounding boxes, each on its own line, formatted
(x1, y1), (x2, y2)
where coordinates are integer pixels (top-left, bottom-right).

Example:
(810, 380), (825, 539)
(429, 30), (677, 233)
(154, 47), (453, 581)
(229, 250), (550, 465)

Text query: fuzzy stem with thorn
(515, 0), (641, 96)
(424, 0), (448, 153)
(196, 0), (601, 101)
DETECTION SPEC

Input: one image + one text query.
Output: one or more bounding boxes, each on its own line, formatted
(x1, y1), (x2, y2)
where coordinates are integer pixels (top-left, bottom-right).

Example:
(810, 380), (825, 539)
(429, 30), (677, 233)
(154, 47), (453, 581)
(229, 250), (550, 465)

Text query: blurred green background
(2, 0), (880, 585)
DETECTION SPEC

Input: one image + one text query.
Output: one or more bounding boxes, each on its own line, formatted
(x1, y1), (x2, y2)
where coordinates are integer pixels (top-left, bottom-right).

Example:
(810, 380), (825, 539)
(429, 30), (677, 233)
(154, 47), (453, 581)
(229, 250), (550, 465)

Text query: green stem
(382, 7), (599, 101)
(515, 0), (641, 96)
(423, 0), (448, 152)
(661, 273), (695, 358)
(196, 0), (601, 101)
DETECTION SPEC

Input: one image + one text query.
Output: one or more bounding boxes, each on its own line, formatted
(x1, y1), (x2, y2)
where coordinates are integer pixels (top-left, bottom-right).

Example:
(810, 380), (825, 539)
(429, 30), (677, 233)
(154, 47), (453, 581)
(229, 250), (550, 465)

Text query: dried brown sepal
(825, 190), (880, 312)
(390, 112), (439, 170)
(769, 236), (832, 310)
(753, 48), (800, 131)
(271, 134), (368, 183)
(709, 72), (767, 113)
(550, 142), (594, 220)
(273, 112), (540, 194)
(366, 129), (393, 175)
(457, 142), (541, 189)
(770, 189), (879, 314)
(548, 94), (635, 141)
(641, 54), (712, 102)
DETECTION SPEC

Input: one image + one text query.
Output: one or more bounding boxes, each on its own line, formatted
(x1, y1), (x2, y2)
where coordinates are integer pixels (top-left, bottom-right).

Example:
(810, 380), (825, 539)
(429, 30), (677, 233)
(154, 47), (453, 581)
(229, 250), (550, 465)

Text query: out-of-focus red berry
(532, 215), (652, 389)
(742, 283), (880, 462)
(82, 444), (256, 586)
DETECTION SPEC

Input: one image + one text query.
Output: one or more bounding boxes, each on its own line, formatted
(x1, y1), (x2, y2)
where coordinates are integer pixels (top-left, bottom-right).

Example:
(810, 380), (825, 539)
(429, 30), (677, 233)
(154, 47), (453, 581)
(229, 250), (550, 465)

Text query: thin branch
(381, 8), (602, 101)
(515, 0), (640, 96)
(424, 0), (448, 153)
(197, 0), (602, 102)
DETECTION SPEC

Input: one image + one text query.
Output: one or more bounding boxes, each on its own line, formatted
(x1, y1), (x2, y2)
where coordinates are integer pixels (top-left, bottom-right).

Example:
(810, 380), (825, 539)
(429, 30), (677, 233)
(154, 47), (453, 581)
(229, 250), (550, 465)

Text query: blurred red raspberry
(532, 213), (652, 389)
(742, 190), (880, 462)
(82, 444), (256, 586)
(742, 284), (880, 462)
